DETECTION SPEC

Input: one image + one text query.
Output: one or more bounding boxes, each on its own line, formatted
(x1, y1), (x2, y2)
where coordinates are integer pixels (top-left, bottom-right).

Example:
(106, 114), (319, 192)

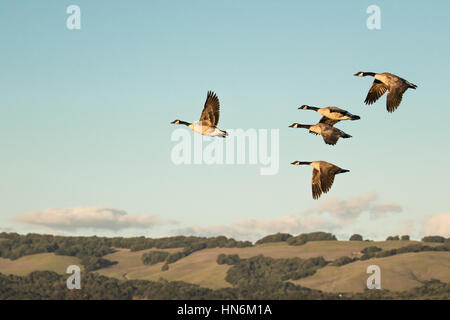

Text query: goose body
(171, 91), (228, 137)
(354, 72), (417, 113)
(299, 105), (360, 125)
(289, 122), (351, 145)
(291, 160), (349, 199)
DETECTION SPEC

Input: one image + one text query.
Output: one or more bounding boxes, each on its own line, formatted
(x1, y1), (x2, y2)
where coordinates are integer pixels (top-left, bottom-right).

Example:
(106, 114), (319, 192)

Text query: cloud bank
(422, 212), (450, 237)
(174, 215), (341, 241)
(174, 193), (403, 241)
(303, 192), (402, 223)
(14, 206), (176, 232)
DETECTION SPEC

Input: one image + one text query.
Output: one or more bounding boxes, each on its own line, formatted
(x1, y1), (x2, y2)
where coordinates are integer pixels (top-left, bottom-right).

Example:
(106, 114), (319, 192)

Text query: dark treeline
(217, 254), (240, 265)
(225, 255), (329, 286)
(359, 243), (450, 260)
(0, 271), (448, 300)
(256, 233), (293, 244)
(0, 232), (251, 271)
(330, 256), (357, 266)
(422, 236), (448, 243)
(255, 232), (338, 246)
(287, 232), (337, 246)
(141, 251), (169, 265)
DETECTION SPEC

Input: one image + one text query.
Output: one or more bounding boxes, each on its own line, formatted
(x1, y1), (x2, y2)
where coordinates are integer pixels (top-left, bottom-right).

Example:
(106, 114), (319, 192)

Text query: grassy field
(94, 247), (182, 280)
(94, 240), (443, 289)
(0, 253), (81, 276)
(293, 251), (450, 293)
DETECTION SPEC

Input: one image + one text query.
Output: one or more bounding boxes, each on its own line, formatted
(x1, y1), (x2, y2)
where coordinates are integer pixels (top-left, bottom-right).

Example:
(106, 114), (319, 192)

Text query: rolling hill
(93, 240), (447, 290)
(0, 252), (81, 276)
(0, 236), (448, 296)
(293, 251), (450, 292)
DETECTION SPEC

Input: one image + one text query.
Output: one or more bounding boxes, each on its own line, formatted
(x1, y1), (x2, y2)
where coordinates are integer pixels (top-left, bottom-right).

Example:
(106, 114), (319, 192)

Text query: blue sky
(1, 1), (449, 241)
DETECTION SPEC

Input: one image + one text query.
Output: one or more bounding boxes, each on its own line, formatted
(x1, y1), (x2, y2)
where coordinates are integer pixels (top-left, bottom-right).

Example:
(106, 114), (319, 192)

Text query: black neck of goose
(299, 124), (311, 129)
(363, 72), (376, 77)
(299, 161), (312, 165)
(305, 106), (319, 111)
(178, 120), (191, 126)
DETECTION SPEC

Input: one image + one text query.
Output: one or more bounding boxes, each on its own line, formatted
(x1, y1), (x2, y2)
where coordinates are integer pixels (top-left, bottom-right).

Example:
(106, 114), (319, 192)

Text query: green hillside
(0, 253), (81, 276)
(94, 240), (446, 290)
(293, 251), (450, 293)
(0, 233), (448, 298)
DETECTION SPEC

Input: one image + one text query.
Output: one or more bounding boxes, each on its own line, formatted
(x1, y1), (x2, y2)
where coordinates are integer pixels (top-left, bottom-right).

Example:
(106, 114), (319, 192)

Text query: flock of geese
(172, 72), (417, 199)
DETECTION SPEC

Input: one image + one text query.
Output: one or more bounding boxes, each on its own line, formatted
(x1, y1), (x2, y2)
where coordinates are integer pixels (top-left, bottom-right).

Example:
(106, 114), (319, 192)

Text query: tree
(256, 233), (293, 244)
(141, 251), (169, 265)
(287, 232), (337, 246)
(401, 235), (410, 241)
(349, 234), (363, 241)
(386, 235), (400, 241)
(422, 236), (446, 243)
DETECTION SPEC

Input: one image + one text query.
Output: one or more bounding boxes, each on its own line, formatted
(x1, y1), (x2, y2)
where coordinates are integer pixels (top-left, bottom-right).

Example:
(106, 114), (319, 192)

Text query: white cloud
(422, 213), (450, 237)
(370, 202), (403, 219)
(173, 193), (404, 242)
(173, 215), (341, 242)
(14, 206), (176, 232)
(303, 192), (402, 223)
(395, 219), (416, 236)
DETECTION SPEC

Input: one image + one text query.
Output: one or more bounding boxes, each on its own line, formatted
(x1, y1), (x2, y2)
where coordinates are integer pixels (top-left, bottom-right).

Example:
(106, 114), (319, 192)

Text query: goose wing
(386, 86), (407, 113)
(200, 91), (220, 126)
(319, 165), (338, 194)
(328, 106), (347, 115)
(312, 168), (323, 200)
(320, 127), (340, 145)
(319, 116), (340, 126)
(365, 80), (388, 105)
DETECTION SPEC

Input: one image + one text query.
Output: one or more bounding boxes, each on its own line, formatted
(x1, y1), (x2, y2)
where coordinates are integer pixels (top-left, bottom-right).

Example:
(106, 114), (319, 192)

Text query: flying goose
(299, 105), (360, 126)
(289, 122), (351, 145)
(291, 160), (349, 200)
(354, 72), (417, 113)
(171, 91), (228, 137)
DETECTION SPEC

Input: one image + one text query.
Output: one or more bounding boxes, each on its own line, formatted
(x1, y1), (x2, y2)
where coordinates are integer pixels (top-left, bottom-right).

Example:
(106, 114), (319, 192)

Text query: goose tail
(408, 82), (417, 89)
(341, 132), (352, 139)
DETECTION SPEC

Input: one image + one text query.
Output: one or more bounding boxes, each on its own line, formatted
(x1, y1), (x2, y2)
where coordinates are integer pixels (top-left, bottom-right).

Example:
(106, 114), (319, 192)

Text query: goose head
(171, 119), (181, 124)
(299, 105), (309, 110)
(289, 123), (310, 129)
(291, 161), (312, 166)
(354, 72), (365, 77)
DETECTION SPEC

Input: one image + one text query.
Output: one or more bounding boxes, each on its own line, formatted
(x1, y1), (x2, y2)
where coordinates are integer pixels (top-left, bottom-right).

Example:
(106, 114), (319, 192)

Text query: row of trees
(359, 243), (449, 260)
(254, 232), (449, 244)
(1, 270), (448, 300)
(224, 255), (329, 286)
